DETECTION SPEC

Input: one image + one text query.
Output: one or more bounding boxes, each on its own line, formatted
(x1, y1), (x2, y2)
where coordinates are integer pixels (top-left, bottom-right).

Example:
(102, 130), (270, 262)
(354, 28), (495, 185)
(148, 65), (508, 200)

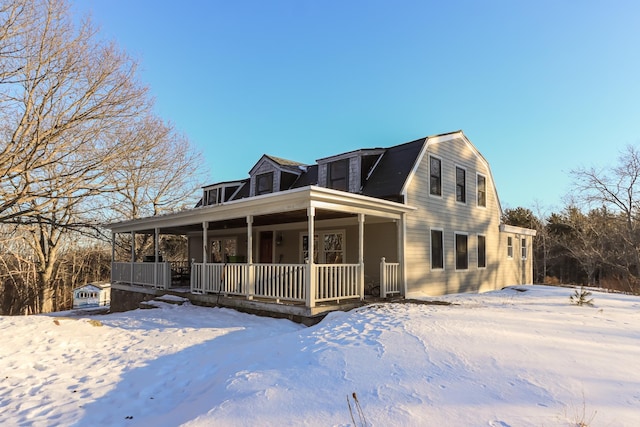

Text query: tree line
(503, 145), (640, 294)
(0, 0), (204, 314)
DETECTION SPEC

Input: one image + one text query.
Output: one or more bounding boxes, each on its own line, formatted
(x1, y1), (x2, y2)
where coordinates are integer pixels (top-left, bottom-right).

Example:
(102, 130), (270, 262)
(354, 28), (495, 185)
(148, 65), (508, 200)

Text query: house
(72, 282), (111, 309)
(106, 130), (535, 320)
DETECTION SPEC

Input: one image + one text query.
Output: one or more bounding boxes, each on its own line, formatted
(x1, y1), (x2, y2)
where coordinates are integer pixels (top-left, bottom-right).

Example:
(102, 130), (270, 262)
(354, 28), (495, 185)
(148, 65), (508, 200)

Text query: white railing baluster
(380, 258), (400, 297)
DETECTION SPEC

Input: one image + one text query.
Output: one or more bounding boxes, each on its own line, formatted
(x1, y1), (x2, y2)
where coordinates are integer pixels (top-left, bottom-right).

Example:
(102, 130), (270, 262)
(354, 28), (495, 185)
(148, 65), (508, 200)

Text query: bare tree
(104, 114), (204, 221)
(571, 145), (640, 290)
(0, 0), (148, 225)
(0, 0), (205, 313)
(98, 114), (204, 262)
(0, 0), (148, 312)
(0, 225), (39, 314)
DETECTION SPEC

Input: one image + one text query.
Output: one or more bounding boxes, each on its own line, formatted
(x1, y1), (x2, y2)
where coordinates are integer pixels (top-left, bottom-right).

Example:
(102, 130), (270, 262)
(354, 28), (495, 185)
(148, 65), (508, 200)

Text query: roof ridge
(264, 154), (306, 167)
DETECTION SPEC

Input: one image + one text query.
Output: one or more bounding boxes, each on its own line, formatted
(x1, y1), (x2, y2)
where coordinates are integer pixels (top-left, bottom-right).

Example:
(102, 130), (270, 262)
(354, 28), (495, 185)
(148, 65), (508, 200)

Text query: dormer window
(204, 188), (222, 206)
(201, 182), (243, 206)
(256, 172), (273, 195)
(328, 159), (349, 191)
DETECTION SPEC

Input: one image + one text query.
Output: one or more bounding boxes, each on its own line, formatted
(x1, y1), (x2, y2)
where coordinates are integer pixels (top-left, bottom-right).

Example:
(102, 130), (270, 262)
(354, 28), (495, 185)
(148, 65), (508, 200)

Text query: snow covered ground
(1, 285), (639, 426)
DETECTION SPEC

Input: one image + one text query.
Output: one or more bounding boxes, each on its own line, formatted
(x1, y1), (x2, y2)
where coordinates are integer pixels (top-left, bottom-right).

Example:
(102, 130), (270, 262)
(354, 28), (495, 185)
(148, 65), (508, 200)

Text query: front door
(259, 231), (273, 263)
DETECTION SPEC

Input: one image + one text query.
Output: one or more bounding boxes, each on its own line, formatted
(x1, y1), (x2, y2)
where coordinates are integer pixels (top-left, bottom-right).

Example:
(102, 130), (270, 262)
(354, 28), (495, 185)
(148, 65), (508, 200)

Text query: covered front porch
(108, 186), (414, 316)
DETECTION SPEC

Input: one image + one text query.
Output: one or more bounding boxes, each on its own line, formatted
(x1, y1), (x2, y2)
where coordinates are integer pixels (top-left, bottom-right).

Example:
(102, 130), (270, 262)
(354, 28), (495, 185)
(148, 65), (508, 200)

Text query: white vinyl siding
(403, 134), (531, 295)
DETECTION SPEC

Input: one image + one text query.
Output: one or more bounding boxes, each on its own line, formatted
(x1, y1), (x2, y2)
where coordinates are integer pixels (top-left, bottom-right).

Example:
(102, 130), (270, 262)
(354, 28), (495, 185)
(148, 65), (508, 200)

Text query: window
(256, 172), (273, 195)
(211, 238), (237, 263)
(455, 233), (468, 270)
(302, 231), (344, 263)
(477, 235), (486, 268)
(431, 229), (444, 269)
(430, 156), (442, 196)
(323, 232), (344, 263)
(477, 174), (486, 207)
(204, 188), (224, 206)
(507, 236), (513, 258)
(456, 166), (466, 203)
(521, 237), (527, 259)
(328, 159), (349, 191)
(302, 234), (318, 263)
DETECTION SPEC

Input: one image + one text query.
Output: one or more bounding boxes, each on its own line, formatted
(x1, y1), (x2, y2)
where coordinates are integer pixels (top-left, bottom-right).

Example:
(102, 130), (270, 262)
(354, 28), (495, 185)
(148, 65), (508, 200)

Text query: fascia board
(106, 185), (415, 233)
(499, 223), (538, 236)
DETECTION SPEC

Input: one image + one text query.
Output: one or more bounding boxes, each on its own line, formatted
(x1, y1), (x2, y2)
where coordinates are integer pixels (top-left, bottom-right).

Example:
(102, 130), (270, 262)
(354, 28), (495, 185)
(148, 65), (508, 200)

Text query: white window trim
(454, 231), (469, 271)
(521, 237), (527, 260)
(477, 234), (487, 269)
(429, 155), (443, 198)
(476, 172), (487, 209)
(430, 227), (445, 271)
(507, 236), (514, 259)
(300, 229), (346, 264)
(455, 164), (467, 205)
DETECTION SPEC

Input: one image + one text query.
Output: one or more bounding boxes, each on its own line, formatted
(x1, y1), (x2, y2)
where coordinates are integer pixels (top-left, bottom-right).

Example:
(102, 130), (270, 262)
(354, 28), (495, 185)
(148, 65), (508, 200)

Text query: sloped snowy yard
(1, 285), (639, 426)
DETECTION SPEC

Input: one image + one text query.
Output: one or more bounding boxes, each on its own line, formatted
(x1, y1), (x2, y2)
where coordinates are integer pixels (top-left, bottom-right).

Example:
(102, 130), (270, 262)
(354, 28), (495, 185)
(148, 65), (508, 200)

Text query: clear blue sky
(72, 0), (640, 211)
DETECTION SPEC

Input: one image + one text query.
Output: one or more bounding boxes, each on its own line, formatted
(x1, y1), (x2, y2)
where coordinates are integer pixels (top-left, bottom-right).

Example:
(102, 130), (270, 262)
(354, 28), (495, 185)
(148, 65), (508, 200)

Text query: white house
(106, 131), (535, 319)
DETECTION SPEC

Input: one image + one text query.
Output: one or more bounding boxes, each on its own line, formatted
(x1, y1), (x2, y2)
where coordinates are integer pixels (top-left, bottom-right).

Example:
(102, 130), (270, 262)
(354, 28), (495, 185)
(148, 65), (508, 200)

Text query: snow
(1, 285), (639, 426)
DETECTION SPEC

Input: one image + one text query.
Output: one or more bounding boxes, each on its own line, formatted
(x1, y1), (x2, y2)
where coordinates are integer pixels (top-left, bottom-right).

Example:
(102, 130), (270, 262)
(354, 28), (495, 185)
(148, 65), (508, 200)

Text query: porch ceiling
(155, 209), (355, 235)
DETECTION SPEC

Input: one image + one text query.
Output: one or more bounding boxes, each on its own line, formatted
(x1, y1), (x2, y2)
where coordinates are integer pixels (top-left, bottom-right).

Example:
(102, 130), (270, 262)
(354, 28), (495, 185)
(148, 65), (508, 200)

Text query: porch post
(398, 213), (407, 296)
(305, 206), (316, 308)
(202, 222), (208, 263)
(154, 227), (159, 287)
(111, 232), (116, 285)
(130, 231), (135, 285)
(358, 213), (365, 301)
(202, 221), (208, 291)
(246, 215), (254, 300)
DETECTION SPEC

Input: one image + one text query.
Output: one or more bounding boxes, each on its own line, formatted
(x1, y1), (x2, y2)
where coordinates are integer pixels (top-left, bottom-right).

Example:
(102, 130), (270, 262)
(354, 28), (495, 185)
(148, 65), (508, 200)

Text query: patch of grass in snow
(347, 392), (368, 427)
(86, 319), (103, 327)
(566, 392), (597, 427)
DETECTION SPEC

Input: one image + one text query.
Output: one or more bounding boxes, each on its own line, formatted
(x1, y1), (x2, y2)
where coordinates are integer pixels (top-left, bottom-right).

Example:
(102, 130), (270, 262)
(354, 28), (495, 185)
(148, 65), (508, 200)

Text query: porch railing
(114, 260), (399, 307)
(191, 262), (361, 305)
(111, 262), (171, 290)
(315, 264), (360, 303)
(255, 263), (306, 302)
(380, 257), (400, 297)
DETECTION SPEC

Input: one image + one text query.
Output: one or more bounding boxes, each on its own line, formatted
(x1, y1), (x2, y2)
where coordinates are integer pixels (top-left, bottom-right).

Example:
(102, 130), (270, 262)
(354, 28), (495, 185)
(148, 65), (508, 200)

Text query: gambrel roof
(194, 130), (501, 210)
(361, 137), (425, 201)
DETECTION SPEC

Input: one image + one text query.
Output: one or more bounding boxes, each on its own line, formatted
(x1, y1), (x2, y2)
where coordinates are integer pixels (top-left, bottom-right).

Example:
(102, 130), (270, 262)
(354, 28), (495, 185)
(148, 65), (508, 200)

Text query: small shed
(73, 282), (111, 309)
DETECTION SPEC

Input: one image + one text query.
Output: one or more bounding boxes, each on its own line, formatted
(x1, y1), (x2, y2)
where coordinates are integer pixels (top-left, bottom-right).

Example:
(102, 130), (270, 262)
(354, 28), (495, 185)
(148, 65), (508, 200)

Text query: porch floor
(111, 283), (387, 325)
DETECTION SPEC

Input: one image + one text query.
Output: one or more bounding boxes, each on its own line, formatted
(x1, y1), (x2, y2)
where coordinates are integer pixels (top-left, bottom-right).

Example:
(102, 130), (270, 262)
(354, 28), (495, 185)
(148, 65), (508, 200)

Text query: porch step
(155, 294), (189, 305)
(139, 294), (190, 310)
